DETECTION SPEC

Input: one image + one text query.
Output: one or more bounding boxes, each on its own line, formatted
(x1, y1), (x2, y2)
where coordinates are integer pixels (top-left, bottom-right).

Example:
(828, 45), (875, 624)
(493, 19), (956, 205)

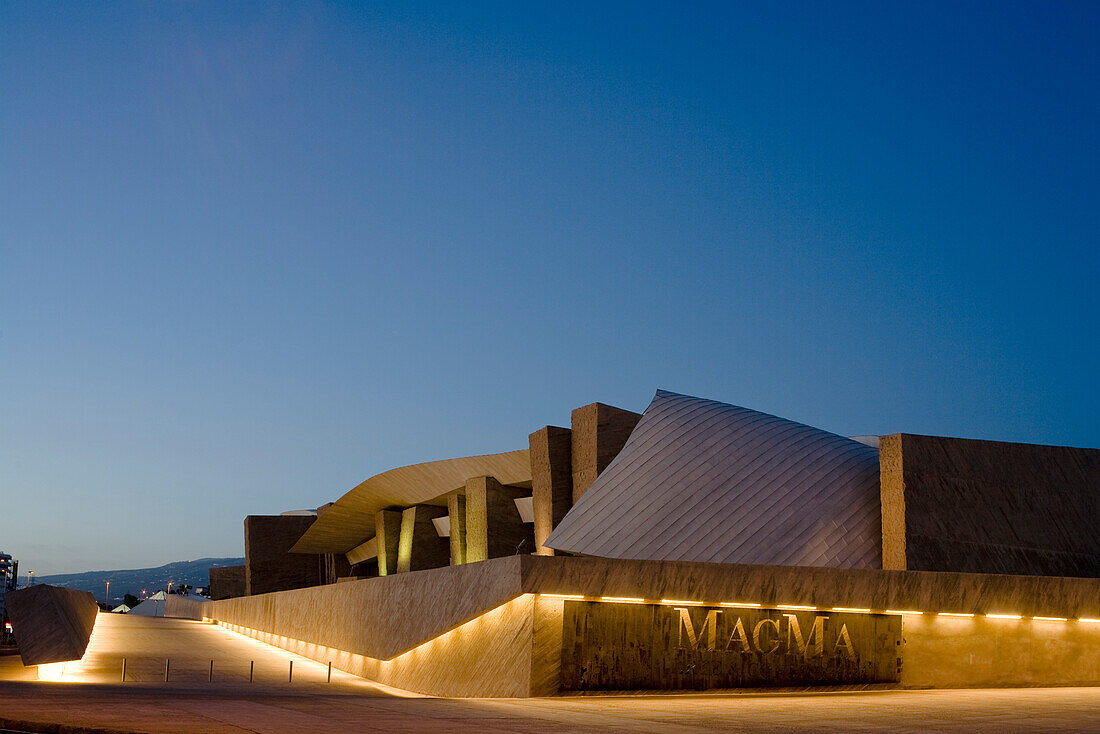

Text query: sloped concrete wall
(196, 555), (1100, 696)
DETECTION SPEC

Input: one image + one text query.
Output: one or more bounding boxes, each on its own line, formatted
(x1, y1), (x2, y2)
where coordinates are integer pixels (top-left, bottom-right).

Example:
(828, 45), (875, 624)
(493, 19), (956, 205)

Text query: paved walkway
(1, 615), (1098, 732)
(0, 685), (1098, 733)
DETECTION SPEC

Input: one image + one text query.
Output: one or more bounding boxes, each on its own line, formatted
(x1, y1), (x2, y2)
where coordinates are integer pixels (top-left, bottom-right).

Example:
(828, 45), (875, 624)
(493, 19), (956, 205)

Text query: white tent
(111, 604), (131, 613)
(127, 591), (168, 617)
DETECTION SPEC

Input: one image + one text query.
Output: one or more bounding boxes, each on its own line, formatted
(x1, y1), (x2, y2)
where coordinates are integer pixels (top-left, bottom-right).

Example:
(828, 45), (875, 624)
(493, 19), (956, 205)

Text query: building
(0, 551), (17, 643)
(186, 390), (1100, 696)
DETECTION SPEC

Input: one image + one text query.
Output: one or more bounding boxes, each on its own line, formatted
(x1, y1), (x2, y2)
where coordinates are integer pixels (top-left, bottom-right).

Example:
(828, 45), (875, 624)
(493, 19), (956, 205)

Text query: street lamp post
(105, 581), (110, 607)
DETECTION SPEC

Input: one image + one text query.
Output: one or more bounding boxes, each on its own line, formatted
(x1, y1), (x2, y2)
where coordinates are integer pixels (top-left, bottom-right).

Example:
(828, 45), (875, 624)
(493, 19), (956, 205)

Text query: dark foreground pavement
(1, 683), (1099, 733)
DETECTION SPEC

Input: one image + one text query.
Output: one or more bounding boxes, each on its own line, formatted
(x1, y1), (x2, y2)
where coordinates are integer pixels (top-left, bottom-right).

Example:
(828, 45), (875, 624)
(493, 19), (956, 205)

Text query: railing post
(327, 661), (332, 683)
(208, 659), (213, 682)
(164, 658), (170, 682)
(121, 657), (126, 683)
(288, 660), (293, 682)
(249, 660), (254, 683)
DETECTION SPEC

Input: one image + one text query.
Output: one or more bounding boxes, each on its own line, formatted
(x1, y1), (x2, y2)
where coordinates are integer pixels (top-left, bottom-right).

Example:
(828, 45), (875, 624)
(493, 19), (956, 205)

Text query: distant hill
(34, 558), (244, 605)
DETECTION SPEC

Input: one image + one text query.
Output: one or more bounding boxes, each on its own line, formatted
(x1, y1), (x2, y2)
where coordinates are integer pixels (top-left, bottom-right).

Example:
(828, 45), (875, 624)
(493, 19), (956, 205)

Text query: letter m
(676, 607), (722, 651)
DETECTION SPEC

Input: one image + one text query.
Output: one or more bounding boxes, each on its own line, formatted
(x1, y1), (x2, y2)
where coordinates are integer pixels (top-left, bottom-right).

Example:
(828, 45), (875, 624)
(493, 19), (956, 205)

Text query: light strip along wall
(534, 594), (1100, 625)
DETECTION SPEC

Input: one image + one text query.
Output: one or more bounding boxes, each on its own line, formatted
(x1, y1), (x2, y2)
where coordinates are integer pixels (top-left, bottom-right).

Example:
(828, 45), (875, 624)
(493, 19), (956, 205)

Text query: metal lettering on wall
(560, 602), (901, 691)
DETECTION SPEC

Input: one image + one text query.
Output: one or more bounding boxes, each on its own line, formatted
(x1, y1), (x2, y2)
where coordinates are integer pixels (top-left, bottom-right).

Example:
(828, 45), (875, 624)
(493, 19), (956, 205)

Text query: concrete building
(96, 391), (1100, 694)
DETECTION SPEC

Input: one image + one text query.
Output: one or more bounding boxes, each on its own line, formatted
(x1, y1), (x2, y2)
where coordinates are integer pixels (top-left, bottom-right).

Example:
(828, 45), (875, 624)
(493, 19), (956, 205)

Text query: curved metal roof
(545, 390), (882, 568)
(291, 449), (531, 555)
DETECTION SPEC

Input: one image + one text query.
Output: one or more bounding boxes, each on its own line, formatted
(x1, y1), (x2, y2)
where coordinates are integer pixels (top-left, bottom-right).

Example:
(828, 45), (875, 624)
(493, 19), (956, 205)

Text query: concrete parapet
(197, 555), (1100, 696)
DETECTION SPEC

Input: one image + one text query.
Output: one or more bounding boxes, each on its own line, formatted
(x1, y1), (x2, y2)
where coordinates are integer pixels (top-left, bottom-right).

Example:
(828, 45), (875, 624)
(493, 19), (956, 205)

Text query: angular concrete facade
(205, 388), (1098, 696)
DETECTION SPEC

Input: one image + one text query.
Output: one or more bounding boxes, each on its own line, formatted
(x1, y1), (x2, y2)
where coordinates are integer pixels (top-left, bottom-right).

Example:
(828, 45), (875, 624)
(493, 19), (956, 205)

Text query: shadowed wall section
(244, 515), (327, 595)
(208, 565), (245, 600)
(880, 433), (1100, 577)
(3, 585), (99, 665)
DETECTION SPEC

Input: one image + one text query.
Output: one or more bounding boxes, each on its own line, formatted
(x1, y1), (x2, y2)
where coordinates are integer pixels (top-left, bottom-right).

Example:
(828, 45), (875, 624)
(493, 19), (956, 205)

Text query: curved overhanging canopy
(291, 449), (532, 555)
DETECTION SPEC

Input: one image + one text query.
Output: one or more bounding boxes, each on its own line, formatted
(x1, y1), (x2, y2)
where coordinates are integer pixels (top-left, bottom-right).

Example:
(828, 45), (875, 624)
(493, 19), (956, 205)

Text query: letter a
(834, 623), (856, 662)
(725, 617), (751, 652)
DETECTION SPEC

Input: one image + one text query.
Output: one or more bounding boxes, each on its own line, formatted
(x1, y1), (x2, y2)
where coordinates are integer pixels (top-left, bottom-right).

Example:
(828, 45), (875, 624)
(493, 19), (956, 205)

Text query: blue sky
(2, 2), (1097, 574)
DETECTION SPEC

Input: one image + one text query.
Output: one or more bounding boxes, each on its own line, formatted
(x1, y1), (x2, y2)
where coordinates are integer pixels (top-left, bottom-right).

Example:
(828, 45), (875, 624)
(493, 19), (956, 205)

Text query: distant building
(0, 551), (18, 629)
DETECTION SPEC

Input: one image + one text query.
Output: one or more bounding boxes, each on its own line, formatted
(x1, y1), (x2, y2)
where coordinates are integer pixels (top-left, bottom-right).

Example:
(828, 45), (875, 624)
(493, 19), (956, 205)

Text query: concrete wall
(244, 515), (325, 595)
(196, 555), (1100, 696)
(3, 585), (99, 665)
(208, 565), (245, 600)
(880, 434), (1100, 577)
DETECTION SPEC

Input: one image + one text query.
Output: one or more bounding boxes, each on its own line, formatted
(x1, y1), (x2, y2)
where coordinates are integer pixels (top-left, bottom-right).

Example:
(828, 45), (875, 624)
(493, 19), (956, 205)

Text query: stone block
(530, 425), (573, 555)
(447, 492), (467, 565)
(244, 515), (325, 595)
(375, 509), (402, 576)
(4, 585), (99, 665)
(570, 402), (640, 502)
(465, 476), (534, 563)
(879, 433), (1100, 577)
(397, 504), (451, 573)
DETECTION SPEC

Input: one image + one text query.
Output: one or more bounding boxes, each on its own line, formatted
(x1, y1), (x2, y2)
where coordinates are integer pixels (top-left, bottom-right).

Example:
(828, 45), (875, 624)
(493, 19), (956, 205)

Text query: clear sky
(2, 2), (1098, 575)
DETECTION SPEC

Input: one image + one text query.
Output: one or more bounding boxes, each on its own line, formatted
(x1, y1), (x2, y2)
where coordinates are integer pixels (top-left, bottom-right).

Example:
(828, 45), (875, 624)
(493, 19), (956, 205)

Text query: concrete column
(465, 476), (534, 563)
(530, 426), (573, 555)
(397, 504), (450, 573)
(570, 402), (641, 503)
(375, 510), (402, 576)
(447, 493), (467, 565)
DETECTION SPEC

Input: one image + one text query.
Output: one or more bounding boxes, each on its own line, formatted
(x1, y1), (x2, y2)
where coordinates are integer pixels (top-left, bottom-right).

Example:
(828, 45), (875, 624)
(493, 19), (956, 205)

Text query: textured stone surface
(244, 516), (325, 596)
(880, 433), (1100, 577)
(209, 566), (245, 601)
(3, 585), (99, 665)
(570, 402), (641, 503)
(464, 476), (534, 563)
(397, 505), (450, 573)
(529, 425), (573, 556)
